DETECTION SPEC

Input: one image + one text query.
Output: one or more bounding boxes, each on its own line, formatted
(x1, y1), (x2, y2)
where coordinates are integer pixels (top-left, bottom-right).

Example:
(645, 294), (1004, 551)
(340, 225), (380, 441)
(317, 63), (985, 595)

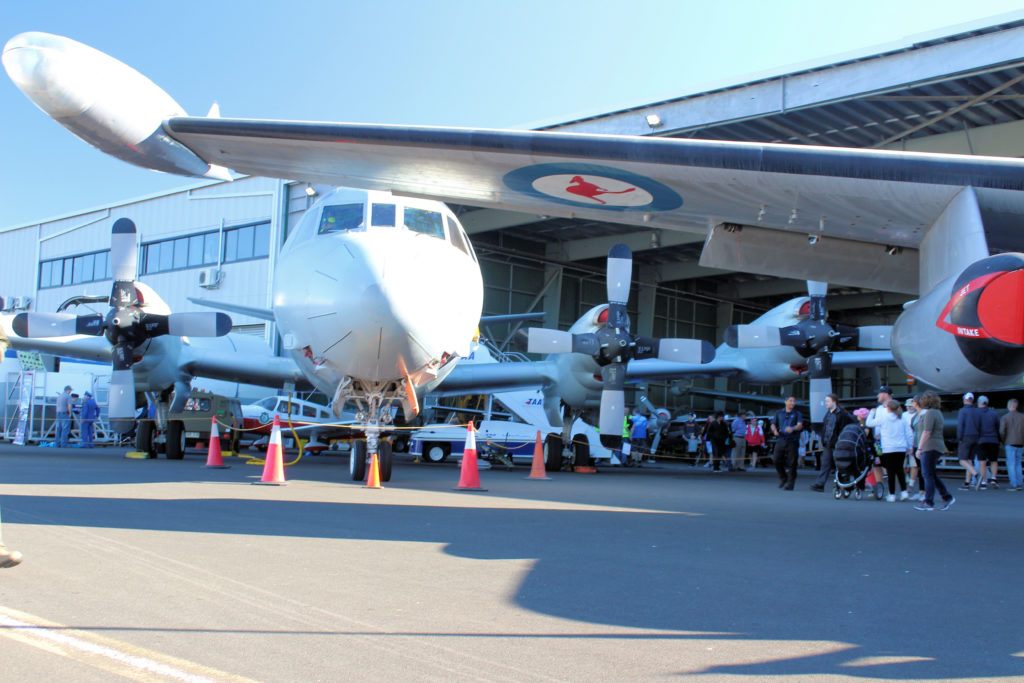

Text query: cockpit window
(446, 216), (471, 257)
(371, 203), (396, 227)
(318, 204), (365, 234)
(256, 397), (277, 409)
(404, 208), (445, 240)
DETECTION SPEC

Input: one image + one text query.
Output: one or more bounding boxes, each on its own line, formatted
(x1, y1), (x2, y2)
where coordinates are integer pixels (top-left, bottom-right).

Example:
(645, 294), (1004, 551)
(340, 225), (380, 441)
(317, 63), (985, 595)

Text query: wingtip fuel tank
(3, 31), (229, 180)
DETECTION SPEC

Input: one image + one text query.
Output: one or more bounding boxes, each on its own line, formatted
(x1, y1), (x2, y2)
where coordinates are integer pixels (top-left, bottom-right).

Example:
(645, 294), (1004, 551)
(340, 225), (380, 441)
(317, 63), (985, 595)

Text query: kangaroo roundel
(504, 163), (683, 212)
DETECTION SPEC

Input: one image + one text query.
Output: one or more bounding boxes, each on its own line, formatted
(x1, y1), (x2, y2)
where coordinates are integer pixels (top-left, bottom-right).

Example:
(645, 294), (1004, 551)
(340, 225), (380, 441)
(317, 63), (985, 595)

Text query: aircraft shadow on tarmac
(2, 485), (1022, 679)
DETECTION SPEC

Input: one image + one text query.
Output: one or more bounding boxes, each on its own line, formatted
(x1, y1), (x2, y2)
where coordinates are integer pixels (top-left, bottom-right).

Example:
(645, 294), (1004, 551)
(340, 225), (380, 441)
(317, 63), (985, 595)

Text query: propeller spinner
(12, 218), (232, 433)
(526, 244), (714, 448)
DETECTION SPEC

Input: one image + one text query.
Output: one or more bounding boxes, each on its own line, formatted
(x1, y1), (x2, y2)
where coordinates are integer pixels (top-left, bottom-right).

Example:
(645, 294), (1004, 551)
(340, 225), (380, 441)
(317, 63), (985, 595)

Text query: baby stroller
(832, 423), (872, 500)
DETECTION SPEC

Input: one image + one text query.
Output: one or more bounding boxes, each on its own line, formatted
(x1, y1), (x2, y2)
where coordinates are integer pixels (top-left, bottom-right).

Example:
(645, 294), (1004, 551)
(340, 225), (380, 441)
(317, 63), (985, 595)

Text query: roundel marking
(503, 163), (683, 212)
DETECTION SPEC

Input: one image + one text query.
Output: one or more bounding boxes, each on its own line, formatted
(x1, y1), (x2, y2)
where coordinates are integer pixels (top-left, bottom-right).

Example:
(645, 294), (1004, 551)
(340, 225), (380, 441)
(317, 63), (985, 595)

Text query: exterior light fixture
(305, 185), (318, 197)
(645, 113), (663, 128)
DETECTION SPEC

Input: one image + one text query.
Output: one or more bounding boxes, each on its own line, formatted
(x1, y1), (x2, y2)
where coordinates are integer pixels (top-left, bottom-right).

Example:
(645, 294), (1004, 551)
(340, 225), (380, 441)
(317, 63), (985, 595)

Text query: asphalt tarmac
(0, 443), (1020, 682)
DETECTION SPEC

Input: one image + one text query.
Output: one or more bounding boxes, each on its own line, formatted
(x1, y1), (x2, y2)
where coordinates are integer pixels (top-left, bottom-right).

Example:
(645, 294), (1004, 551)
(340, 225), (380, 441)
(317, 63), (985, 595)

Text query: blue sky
(2, 0), (1023, 228)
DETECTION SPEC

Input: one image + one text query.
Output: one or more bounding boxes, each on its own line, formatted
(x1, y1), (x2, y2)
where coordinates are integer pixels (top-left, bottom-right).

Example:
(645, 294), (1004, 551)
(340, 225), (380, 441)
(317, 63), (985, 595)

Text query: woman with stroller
(867, 399), (914, 501)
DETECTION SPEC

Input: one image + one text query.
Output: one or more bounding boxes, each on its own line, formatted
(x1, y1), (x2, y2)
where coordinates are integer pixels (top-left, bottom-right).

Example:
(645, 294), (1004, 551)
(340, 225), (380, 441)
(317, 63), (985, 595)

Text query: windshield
(318, 204), (365, 234)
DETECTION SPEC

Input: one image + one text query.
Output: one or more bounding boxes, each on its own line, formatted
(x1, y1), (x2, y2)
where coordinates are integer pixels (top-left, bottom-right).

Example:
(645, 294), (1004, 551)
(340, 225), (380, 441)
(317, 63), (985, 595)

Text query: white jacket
(866, 408), (914, 452)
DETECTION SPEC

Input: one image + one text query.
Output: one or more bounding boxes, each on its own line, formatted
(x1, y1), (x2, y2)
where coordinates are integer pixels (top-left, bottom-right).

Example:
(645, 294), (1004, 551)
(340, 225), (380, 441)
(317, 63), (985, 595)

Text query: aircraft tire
(422, 442), (449, 463)
(350, 440), (367, 481)
(136, 420), (156, 457)
(378, 440), (393, 482)
(572, 436), (591, 470)
(166, 421), (185, 460)
(544, 434), (563, 472)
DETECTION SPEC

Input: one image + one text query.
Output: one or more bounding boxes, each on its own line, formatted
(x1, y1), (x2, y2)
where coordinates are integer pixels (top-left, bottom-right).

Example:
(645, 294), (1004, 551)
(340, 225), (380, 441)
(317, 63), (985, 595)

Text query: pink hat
(853, 407), (870, 419)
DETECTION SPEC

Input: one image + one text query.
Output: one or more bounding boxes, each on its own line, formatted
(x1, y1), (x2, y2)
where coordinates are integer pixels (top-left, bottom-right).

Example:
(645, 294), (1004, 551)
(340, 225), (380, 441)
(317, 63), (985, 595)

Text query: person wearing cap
(810, 394), (855, 492)
(957, 392), (981, 490)
(80, 390), (100, 448)
(55, 385), (74, 447)
(999, 398), (1024, 491)
(865, 386), (895, 498)
(976, 395), (1000, 489)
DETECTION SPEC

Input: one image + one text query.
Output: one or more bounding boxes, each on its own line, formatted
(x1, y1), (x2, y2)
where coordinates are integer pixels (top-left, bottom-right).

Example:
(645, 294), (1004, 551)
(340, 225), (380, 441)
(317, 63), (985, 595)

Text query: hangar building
(2, 16), (1024, 416)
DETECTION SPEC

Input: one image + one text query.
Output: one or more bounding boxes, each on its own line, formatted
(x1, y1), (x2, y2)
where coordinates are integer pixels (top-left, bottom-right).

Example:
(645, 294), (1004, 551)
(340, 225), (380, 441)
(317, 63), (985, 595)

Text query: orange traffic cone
(454, 421), (487, 491)
(205, 417), (230, 468)
(527, 430), (551, 480)
(365, 453), (381, 489)
(254, 415), (286, 485)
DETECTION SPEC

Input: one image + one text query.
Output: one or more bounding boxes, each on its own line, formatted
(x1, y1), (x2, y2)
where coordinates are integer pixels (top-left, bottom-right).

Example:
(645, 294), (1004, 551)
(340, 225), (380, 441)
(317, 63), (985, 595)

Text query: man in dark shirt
(810, 394), (854, 492)
(772, 396), (804, 490)
(976, 395), (1001, 489)
(957, 392), (981, 490)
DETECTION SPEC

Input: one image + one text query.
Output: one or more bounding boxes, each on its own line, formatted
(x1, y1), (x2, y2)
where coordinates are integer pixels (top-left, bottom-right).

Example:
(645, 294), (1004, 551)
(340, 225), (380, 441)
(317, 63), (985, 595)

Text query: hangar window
(371, 203), (396, 227)
(319, 204), (365, 233)
(141, 221), (270, 275)
(38, 249), (111, 289)
(404, 208), (445, 240)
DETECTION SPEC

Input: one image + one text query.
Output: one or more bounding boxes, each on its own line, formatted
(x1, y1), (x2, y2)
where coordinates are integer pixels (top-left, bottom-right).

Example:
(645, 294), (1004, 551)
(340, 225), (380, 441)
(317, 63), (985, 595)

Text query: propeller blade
(724, 324), (782, 348)
(75, 314), (105, 336)
(635, 337), (716, 364)
(806, 281), (828, 321)
(108, 368), (137, 434)
(606, 243), (632, 305)
(599, 389), (625, 449)
(807, 352), (832, 425)
(166, 312), (232, 337)
(571, 333), (600, 355)
(12, 312), (81, 338)
(598, 363), (626, 448)
(809, 376), (832, 426)
(110, 281), (138, 309)
(526, 328), (574, 354)
(855, 325), (892, 350)
(606, 302), (629, 331)
(110, 218), (138, 283)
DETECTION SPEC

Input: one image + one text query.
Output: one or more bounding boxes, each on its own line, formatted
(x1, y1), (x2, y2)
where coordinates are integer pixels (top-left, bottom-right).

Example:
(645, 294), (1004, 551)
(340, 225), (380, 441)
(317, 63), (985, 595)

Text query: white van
(409, 419), (611, 470)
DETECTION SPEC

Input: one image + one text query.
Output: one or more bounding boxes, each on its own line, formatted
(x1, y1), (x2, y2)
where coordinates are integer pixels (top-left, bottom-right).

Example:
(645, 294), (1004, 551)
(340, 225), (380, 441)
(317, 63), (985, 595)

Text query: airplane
(1, 34), (713, 477)
(7, 32), (1024, 467)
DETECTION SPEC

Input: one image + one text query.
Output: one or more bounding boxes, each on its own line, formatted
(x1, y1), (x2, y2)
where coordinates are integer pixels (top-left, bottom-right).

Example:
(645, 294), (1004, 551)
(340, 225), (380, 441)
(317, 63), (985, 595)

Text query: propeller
(12, 218), (232, 433)
(525, 244), (715, 448)
(724, 281), (891, 424)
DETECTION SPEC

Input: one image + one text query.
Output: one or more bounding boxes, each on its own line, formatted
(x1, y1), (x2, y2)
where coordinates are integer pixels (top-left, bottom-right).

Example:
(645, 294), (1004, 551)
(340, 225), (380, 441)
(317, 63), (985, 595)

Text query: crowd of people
(660, 384), (1024, 511)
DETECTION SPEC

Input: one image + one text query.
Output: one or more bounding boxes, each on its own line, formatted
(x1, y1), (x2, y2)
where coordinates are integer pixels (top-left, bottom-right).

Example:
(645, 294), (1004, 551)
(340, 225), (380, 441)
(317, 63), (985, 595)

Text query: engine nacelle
(892, 253), (1024, 390)
(2, 32), (227, 179)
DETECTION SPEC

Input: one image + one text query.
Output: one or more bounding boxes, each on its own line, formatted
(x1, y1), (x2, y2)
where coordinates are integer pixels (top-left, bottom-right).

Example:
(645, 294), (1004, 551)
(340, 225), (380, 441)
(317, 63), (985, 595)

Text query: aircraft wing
(165, 119), (1024, 240)
(179, 335), (311, 390)
(434, 359), (559, 396)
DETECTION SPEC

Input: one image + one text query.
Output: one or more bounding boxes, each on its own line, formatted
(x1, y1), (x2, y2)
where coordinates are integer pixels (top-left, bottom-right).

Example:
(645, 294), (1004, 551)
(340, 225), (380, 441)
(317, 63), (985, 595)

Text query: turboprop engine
(892, 253), (1024, 391)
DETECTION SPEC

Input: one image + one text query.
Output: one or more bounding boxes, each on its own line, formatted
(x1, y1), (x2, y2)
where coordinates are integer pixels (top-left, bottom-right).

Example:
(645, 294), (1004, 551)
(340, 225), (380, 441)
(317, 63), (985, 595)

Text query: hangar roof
(540, 17), (1024, 149)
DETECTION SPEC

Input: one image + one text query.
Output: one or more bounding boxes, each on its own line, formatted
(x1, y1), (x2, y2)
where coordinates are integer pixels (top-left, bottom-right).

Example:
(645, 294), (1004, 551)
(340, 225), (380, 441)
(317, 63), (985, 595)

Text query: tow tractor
(137, 388), (242, 458)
